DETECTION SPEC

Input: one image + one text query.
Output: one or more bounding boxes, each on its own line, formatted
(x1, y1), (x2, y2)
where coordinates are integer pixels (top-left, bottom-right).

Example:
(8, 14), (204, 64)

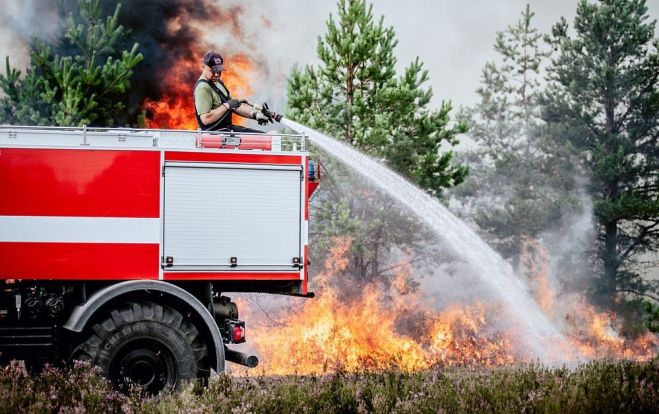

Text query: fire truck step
(0, 326), (56, 352)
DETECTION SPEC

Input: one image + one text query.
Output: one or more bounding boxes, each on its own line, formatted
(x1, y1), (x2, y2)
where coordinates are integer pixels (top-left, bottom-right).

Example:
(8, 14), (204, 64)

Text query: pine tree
(0, 0), (142, 126)
(543, 0), (659, 304)
(287, 0), (467, 195)
(455, 4), (581, 263)
(287, 0), (465, 286)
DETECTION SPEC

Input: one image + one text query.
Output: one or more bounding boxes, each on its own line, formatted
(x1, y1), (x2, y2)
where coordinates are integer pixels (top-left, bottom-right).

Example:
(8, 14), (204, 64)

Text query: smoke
(0, 1), (61, 43)
(0, 0), (61, 71)
(543, 187), (595, 295)
(0, 0), (289, 121)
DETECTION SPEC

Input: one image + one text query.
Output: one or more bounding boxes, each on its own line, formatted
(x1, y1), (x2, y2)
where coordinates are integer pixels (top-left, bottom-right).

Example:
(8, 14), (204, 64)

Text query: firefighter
(194, 51), (276, 132)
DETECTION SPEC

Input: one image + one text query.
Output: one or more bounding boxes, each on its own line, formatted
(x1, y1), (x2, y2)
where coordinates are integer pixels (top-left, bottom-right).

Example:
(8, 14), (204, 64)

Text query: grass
(0, 359), (657, 413)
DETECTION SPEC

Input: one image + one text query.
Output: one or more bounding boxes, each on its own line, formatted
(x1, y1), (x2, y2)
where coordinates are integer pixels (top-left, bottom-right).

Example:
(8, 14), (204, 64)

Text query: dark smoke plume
(67, 0), (253, 121)
(3, 0), (270, 124)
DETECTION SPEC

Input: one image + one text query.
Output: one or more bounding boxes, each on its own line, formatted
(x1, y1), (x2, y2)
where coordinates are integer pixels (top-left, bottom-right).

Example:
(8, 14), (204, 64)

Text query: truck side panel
(161, 150), (306, 285)
(164, 151), (302, 166)
(163, 163), (302, 271)
(0, 148), (161, 280)
(0, 242), (159, 279)
(0, 148), (160, 217)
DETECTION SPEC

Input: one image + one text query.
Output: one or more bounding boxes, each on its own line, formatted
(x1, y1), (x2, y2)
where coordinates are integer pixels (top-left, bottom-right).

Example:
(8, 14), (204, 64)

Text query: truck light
(230, 257), (238, 267)
(224, 319), (246, 343)
(307, 159), (321, 197)
(232, 325), (245, 342)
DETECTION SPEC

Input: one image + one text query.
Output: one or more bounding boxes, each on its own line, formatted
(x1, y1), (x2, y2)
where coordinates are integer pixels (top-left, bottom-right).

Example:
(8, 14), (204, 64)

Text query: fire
(428, 304), (516, 366)
(239, 238), (429, 374)
(561, 297), (658, 360)
(521, 237), (554, 313)
(522, 238), (659, 361)
(143, 53), (255, 130)
(235, 236), (658, 375)
(240, 237), (517, 375)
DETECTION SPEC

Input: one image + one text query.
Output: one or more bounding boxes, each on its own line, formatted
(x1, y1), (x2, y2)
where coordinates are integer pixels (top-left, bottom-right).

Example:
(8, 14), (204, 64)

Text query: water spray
(281, 118), (576, 363)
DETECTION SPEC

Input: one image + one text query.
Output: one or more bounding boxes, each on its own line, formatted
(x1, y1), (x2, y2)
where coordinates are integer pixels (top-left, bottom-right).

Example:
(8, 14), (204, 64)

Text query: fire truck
(0, 125), (319, 392)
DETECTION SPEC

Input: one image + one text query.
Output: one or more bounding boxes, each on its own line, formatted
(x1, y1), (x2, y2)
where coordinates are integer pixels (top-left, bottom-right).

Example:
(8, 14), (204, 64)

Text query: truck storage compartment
(163, 162), (303, 271)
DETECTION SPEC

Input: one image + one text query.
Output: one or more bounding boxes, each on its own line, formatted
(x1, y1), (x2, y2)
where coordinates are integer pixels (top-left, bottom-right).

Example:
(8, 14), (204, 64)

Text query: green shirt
(194, 80), (230, 115)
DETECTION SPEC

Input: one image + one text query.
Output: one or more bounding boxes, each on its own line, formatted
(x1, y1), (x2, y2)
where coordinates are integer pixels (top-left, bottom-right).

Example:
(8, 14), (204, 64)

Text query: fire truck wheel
(70, 301), (208, 394)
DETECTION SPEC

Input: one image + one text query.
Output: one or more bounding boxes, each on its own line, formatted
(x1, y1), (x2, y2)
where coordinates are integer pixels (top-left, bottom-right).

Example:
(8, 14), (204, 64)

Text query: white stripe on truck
(0, 216), (160, 243)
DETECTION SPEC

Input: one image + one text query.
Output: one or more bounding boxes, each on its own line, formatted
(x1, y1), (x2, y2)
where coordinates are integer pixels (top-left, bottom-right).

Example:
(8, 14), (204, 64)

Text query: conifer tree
(0, 0), (142, 126)
(287, 0), (465, 285)
(287, 0), (467, 196)
(543, 0), (659, 304)
(455, 4), (580, 264)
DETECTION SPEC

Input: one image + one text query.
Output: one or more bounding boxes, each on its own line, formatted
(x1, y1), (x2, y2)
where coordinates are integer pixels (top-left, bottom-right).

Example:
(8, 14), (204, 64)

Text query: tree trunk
(601, 58), (618, 303)
(602, 220), (619, 303)
(346, 64), (354, 144)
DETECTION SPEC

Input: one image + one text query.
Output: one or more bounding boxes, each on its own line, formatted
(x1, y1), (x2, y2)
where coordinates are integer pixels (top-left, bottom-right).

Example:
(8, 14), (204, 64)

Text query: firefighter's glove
(253, 111), (270, 126)
(226, 99), (242, 110)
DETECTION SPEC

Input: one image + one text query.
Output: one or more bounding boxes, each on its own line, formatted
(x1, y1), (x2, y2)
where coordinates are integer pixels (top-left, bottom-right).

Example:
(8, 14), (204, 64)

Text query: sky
(1, 1), (658, 110)
(0, 0), (659, 107)
(259, 0), (659, 109)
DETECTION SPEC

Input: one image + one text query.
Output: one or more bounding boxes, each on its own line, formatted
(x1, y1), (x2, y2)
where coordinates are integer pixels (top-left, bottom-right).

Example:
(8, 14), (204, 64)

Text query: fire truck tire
(70, 301), (208, 393)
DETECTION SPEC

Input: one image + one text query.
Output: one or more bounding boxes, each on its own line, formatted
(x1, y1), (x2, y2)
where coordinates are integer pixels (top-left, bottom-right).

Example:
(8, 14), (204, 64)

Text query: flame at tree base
(241, 280), (517, 375)
(238, 237), (658, 376)
(143, 97), (198, 130)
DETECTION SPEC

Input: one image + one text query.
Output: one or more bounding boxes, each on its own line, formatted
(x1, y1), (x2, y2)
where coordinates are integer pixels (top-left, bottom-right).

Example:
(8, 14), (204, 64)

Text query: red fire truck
(0, 126), (319, 392)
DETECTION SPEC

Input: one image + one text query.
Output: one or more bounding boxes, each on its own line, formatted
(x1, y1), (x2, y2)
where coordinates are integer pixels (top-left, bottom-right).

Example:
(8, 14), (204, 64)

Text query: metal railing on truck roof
(0, 125), (307, 152)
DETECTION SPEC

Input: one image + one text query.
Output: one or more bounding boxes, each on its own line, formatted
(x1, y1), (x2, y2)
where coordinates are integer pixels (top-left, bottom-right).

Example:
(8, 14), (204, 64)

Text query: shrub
(0, 359), (656, 413)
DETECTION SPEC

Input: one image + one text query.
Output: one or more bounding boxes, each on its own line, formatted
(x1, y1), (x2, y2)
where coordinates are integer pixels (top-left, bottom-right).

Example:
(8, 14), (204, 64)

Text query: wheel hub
(111, 340), (176, 393)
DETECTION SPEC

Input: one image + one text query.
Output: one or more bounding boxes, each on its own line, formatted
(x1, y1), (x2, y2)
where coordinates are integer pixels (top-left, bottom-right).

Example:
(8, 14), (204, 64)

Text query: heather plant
(0, 359), (657, 413)
(0, 361), (127, 414)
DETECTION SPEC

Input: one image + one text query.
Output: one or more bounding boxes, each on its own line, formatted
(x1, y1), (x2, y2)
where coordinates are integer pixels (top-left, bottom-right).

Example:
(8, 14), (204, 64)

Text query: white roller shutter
(163, 162), (302, 271)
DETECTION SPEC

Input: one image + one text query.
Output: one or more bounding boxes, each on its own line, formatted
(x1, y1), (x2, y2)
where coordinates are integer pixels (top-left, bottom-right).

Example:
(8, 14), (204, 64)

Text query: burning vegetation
(238, 235), (658, 375)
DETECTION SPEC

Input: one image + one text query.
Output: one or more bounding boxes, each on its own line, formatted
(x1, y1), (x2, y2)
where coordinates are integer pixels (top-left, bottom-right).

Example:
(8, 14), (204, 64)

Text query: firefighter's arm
(234, 104), (270, 125)
(234, 103), (255, 119)
(200, 104), (231, 125)
(203, 99), (253, 122)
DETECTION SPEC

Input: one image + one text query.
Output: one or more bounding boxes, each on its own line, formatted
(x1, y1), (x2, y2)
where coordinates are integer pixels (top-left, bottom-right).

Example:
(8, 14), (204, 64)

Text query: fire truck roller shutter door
(163, 162), (303, 271)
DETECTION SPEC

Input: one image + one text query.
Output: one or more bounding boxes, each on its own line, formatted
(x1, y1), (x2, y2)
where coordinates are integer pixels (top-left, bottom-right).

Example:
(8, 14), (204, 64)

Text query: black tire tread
(71, 301), (208, 390)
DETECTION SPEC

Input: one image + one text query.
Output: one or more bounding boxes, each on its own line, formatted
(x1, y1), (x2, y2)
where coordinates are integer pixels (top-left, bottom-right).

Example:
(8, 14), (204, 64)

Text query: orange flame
(522, 237), (659, 361)
(521, 237), (555, 313)
(143, 54), (255, 130)
(235, 236), (658, 375)
(429, 304), (516, 366)
(239, 237), (518, 375)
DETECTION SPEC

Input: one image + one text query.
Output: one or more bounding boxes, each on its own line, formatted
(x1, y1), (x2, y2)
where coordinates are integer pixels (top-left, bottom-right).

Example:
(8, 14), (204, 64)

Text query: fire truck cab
(0, 126), (318, 392)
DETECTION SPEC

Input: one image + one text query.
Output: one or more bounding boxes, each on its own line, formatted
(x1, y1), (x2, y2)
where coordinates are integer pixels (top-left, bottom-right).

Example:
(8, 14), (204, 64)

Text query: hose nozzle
(260, 102), (282, 123)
